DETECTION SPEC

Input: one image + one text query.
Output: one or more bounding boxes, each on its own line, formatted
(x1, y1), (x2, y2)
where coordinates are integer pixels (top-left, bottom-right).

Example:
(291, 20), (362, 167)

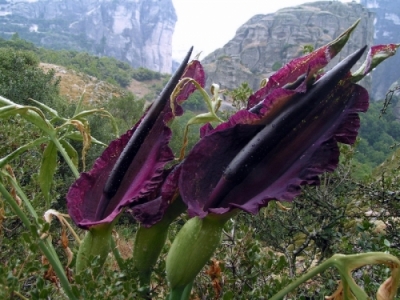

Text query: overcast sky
(172, 0), (360, 61)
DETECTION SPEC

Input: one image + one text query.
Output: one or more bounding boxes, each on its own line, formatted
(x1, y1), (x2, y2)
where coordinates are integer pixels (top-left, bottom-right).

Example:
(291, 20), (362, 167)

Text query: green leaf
(28, 98), (61, 119)
(0, 101), (55, 136)
(0, 105), (28, 118)
(223, 291), (234, 300)
(22, 232), (32, 244)
(60, 139), (79, 168)
(0, 136), (48, 168)
(73, 108), (119, 137)
(39, 141), (58, 207)
(73, 92), (85, 116)
(65, 131), (107, 146)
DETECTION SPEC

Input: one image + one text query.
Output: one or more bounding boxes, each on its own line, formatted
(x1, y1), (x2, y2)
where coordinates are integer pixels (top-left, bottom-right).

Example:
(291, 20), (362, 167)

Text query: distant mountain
(360, 0), (400, 100)
(0, 0), (176, 73)
(201, 1), (374, 94)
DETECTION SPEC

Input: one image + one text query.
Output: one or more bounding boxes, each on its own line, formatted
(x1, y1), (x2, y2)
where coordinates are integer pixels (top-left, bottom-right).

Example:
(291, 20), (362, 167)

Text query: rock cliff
(201, 1), (374, 94)
(0, 0), (176, 73)
(360, 0), (400, 100)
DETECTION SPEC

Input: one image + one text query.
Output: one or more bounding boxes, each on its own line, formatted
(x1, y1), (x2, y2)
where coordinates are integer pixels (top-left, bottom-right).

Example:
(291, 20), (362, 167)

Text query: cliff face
(201, 1), (374, 93)
(0, 0), (176, 73)
(360, 0), (400, 100)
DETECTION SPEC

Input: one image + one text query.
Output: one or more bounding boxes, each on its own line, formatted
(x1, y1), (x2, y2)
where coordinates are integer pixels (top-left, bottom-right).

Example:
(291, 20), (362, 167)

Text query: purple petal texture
(221, 83), (368, 215)
(179, 48), (371, 218)
(130, 165), (181, 227)
(181, 81), (368, 217)
(67, 53), (203, 229)
(67, 117), (174, 229)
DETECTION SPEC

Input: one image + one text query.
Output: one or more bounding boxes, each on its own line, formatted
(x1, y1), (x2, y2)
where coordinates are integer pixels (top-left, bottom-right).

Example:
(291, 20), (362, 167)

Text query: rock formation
(360, 0), (400, 100)
(0, 0), (176, 73)
(201, 1), (374, 94)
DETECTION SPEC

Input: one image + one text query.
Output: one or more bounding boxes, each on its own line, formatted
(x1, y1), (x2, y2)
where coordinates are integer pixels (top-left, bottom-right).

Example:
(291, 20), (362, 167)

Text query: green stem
(110, 234), (125, 271)
(51, 136), (80, 178)
(0, 182), (32, 227)
(181, 281), (194, 300)
(40, 238), (77, 299)
(167, 281), (193, 300)
(168, 284), (187, 300)
(269, 258), (333, 300)
(12, 290), (29, 300)
(62, 216), (81, 244)
(1, 172), (38, 219)
(76, 222), (114, 275)
(133, 198), (187, 292)
(166, 211), (237, 295)
(0, 182), (77, 299)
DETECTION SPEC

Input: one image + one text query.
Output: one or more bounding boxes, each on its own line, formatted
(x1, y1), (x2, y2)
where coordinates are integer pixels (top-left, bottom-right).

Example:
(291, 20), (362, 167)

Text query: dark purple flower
(67, 48), (205, 229)
(179, 40), (398, 218)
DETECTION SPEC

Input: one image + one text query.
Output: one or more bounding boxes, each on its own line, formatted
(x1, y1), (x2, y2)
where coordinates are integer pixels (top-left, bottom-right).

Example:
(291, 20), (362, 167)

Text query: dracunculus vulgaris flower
(166, 26), (399, 295)
(66, 47), (206, 274)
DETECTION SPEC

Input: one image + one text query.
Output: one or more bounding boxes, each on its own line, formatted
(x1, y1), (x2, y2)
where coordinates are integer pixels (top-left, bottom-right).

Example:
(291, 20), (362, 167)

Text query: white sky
(172, 0), (360, 61)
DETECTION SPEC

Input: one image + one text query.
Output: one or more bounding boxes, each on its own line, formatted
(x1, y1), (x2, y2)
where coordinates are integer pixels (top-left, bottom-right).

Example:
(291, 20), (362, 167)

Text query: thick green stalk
(133, 223), (169, 295)
(168, 282), (193, 300)
(75, 222), (114, 275)
(166, 211), (236, 298)
(133, 198), (186, 293)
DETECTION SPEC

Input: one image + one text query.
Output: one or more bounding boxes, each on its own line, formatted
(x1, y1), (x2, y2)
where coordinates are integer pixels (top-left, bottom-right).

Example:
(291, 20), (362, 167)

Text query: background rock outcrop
(0, 0), (176, 73)
(201, 1), (374, 94)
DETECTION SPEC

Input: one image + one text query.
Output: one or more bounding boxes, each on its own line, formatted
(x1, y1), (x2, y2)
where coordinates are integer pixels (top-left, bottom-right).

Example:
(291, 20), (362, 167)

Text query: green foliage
(1, 33), (400, 300)
(225, 82), (253, 111)
(355, 99), (400, 176)
(0, 48), (60, 106)
(38, 49), (133, 88)
(169, 110), (202, 157)
(182, 90), (207, 112)
(303, 44), (315, 54)
(0, 35), (168, 89)
(132, 67), (162, 82)
(102, 92), (146, 134)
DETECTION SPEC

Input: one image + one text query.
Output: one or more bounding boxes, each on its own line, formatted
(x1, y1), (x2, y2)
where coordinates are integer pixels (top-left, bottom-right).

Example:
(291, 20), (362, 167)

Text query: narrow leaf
(60, 140), (79, 168)
(0, 137), (48, 168)
(39, 141), (58, 207)
(28, 98), (61, 119)
(64, 131), (107, 146)
(73, 108), (119, 137)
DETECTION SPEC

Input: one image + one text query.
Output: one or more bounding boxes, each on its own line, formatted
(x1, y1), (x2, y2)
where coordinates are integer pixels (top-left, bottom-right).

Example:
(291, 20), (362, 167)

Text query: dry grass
(40, 63), (123, 106)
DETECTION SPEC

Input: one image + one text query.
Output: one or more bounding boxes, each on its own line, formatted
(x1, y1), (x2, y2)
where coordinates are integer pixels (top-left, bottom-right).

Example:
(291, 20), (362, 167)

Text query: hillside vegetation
(1, 36), (400, 299)
(0, 34), (167, 88)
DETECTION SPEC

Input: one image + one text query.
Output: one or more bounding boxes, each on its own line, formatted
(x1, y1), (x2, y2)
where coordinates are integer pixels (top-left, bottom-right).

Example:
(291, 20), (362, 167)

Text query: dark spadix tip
(204, 46), (367, 210)
(102, 47), (193, 201)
